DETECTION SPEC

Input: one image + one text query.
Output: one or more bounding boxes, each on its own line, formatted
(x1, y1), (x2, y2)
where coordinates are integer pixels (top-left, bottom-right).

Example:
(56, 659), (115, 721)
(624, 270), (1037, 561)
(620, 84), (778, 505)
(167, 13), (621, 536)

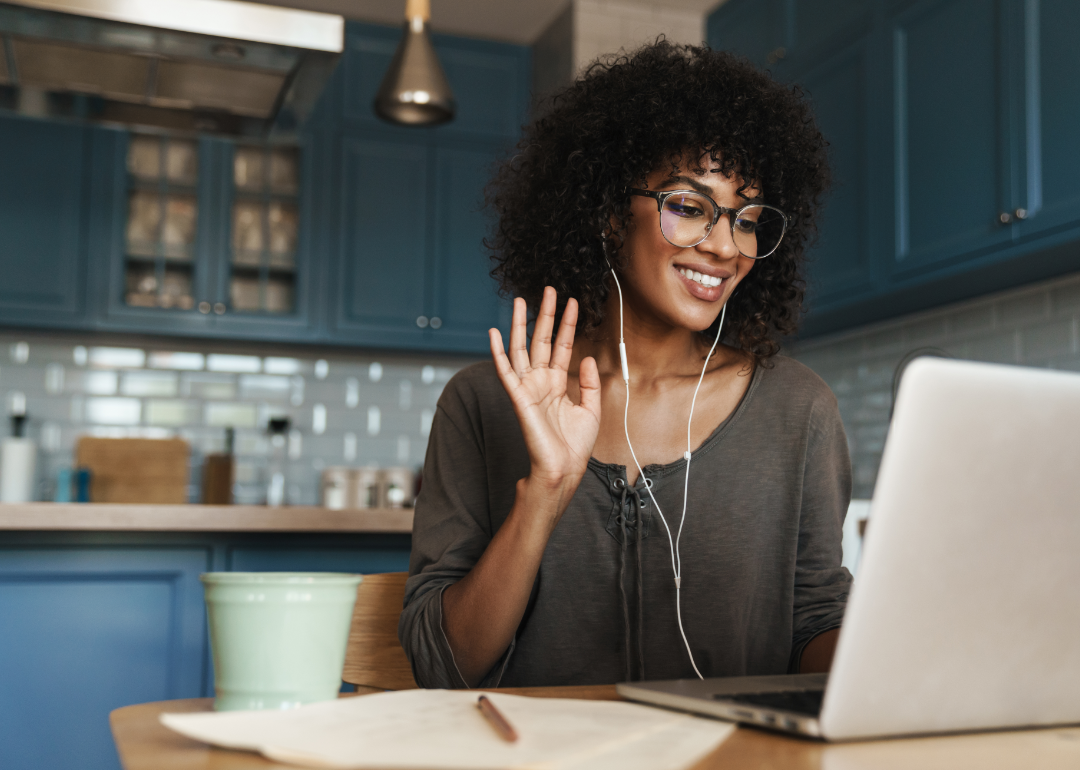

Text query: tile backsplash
(1, 334), (479, 505)
(791, 269), (1080, 499)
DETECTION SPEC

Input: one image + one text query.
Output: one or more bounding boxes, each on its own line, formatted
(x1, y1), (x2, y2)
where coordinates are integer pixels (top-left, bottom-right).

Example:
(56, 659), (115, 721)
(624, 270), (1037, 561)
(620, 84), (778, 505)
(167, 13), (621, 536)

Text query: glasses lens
(732, 205), (786, 258)
(659, 192), (716, 247)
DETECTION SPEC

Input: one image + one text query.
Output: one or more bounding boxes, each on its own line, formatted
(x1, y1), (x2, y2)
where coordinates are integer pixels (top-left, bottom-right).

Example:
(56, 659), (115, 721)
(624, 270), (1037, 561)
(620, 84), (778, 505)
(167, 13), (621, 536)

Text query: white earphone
(608, 264), (727, 680)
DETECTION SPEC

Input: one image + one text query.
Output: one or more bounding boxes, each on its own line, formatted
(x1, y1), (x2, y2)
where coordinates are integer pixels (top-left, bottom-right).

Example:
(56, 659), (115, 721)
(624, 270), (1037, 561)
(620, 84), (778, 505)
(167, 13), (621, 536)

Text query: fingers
(577, 356), (602, 419)
(489, 328), (520, 390)
(508, 297), (530, 374)
(549, 297), (578, 373)
(529, 286), (557, 369)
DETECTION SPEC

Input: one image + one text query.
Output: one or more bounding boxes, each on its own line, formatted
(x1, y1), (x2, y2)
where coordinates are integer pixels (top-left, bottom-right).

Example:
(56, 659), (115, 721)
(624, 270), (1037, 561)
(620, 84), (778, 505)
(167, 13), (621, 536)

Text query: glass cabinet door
(124, 135), (200, 311)
(229, 145), (300, 315)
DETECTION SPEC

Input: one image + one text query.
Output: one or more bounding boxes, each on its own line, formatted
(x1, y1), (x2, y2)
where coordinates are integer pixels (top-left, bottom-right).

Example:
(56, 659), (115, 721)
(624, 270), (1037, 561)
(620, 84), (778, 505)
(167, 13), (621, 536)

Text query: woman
(399, 41), (851, 688)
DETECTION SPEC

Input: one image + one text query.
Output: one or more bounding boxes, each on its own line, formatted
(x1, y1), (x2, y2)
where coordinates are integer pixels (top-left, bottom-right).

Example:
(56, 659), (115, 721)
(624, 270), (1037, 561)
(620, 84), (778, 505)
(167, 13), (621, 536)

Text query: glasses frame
(629, 188), (789, 259)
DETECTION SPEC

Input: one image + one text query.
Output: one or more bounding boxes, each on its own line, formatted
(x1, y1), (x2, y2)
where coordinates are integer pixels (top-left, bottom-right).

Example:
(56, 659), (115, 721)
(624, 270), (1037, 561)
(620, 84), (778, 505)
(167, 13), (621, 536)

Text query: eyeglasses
(629, 188), (788, 259)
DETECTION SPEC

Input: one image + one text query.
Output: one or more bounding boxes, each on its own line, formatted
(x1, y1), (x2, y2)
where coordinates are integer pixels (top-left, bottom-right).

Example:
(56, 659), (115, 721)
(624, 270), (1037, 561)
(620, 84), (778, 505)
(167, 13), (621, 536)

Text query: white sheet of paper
(160, 690), (735, 770)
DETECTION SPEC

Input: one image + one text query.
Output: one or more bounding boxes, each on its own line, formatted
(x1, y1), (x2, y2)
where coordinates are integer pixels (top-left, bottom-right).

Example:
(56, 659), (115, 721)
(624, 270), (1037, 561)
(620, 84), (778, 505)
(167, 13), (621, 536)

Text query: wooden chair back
(342, 571), (418, 690)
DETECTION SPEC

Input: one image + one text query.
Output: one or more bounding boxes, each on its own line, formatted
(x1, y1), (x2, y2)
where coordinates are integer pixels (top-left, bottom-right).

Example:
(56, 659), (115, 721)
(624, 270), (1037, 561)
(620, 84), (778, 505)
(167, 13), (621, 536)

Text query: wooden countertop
(0, 503), (413, 533)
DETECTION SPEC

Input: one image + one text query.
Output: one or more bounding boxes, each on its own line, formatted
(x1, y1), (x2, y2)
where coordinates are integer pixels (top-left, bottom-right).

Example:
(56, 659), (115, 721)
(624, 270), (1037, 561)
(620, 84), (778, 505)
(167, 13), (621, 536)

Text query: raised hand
(489, 287), (601, 491)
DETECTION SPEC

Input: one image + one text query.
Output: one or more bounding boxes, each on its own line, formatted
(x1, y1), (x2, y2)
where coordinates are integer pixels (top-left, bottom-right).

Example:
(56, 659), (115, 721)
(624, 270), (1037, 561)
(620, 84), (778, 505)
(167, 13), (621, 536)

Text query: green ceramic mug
(201, 572), (363, 711)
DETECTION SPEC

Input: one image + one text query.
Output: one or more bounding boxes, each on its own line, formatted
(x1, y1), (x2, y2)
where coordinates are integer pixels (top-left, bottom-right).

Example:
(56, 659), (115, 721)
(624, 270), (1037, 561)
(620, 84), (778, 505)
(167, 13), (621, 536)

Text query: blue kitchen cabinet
(331, 135), (510, 353)
(94, 130), (321, 342)
(326, 22), (527, 354)
(428, 143), (511, 352)
(0, 546), (209, 770)
(1015, 0), (1080, 241)
(707, 0), (788, 71)
(710, 0), (1080, 336)
(332, 133), (432, 349)
(0, 114), (88, 328)
(885, 0), (1018, 278)
(0, 530), (412, 770)
(800, 37), (878, 308)
(93, 129), (217, 337)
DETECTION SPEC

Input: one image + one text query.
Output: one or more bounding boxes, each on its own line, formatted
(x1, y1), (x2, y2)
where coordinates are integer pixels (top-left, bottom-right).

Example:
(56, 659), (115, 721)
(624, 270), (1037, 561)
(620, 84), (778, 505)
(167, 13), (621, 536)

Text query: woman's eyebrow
(659, 175), (714, 196)
(660, 175), (766, 205)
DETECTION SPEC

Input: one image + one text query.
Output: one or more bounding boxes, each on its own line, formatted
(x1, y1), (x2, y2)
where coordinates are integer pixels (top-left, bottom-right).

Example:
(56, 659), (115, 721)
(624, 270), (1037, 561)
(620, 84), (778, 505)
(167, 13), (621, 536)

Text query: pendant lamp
(374, 0), (456, 126)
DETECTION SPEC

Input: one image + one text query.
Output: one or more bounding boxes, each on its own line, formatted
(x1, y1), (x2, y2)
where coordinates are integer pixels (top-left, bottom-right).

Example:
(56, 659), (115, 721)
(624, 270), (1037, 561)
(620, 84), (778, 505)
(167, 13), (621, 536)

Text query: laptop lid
(820, 358), (1080, 740)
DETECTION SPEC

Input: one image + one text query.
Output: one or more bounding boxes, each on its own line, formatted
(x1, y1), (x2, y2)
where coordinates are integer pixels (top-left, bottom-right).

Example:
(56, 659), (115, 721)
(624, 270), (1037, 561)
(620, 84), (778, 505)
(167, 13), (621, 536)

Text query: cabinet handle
(198, 301), (211, 314)
(1014, 208), (1028, 221)
(213, 303), (227, 315)
(429, 316), (442, 329)
(416, 315), (429, 328)
(998, 212), (1013, 224)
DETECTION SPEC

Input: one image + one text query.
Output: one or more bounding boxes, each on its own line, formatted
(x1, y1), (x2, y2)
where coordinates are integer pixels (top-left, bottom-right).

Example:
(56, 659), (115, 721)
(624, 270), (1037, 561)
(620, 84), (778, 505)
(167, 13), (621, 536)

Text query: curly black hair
(486, 40), (829, 366)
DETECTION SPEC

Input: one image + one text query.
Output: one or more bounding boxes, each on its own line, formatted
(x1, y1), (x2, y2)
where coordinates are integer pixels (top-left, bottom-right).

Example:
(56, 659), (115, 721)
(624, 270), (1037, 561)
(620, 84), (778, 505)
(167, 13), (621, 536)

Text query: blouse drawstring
(617, 480), (647, 682)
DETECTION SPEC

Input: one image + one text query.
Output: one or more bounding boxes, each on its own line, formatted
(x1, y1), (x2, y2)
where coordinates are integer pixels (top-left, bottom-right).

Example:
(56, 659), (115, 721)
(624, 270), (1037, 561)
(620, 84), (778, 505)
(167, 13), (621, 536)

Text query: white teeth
(680, 268), (722, 288)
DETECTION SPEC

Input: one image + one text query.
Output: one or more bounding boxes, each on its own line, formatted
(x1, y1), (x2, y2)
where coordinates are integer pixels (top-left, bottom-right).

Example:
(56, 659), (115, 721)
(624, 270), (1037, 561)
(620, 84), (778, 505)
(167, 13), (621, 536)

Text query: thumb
(577, 356), (602, 420)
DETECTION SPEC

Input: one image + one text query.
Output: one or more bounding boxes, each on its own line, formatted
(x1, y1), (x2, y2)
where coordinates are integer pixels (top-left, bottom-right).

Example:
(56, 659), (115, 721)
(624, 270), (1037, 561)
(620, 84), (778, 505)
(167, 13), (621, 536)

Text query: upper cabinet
(709, 0), (1080, 336)
(0, 21), (528, 355)
(0, 114), (88, 328)
(96, 130), (316, 340)
(326, 22), (527, 353)
(1017, 0), (1080, 240)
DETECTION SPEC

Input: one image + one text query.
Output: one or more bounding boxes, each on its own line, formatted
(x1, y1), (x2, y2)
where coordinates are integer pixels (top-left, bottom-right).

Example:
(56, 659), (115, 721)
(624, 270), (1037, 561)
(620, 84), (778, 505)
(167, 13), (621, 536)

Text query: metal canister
(380, 466), (415, 508)
(350, 467), (380, 509)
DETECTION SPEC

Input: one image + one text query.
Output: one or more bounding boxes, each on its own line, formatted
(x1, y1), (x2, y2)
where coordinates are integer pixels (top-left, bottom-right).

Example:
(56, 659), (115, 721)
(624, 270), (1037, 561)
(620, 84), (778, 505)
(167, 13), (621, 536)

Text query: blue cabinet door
(1016, 0), (1080, 240)
(332, 134), (430, 348)
(427, 144), (510, 352)
(801, 38), (876, 309)
(0, 114), (87, 327)
(887, 0), (1016, 278)
(0, 547), (209, 770)
(708, 0), (788, 70)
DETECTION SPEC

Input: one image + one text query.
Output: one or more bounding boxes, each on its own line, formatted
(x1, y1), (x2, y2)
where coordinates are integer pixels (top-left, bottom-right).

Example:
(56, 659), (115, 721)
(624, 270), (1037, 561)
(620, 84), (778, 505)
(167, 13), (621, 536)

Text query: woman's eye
(667, 202), (705, 218)
(734, 217), (758, 234)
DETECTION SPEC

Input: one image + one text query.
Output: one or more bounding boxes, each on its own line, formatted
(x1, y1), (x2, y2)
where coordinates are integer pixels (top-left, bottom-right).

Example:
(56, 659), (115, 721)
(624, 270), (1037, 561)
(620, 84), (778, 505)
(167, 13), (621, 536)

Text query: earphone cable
(608, 264), (727, 681)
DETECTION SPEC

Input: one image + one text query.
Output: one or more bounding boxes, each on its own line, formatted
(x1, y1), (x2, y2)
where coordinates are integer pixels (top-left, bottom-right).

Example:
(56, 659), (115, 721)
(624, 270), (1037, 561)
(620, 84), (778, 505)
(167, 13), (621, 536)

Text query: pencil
(476, 695), (519, 742)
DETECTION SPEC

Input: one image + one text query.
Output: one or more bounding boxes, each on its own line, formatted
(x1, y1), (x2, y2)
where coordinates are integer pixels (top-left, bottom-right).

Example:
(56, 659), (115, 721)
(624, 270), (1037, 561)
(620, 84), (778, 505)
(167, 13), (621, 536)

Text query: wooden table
(111, 686), (1080, 770)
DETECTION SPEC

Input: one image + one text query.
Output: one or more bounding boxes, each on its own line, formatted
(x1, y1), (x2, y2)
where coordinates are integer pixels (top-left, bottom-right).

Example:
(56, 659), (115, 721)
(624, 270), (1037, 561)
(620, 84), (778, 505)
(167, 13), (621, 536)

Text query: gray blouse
(399, 355), (853, 688)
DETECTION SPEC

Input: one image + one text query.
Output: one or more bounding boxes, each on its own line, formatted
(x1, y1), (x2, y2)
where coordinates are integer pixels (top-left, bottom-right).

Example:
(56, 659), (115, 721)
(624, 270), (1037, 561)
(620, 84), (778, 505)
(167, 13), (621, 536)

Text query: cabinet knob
(429, 316), (442, 329)
(998, 211), (1013, 224)
(1014, 208), (1028, 220)
(198, 301), (211, 314)
(213, 303), (227, 315)
(416, 315), (429, 328)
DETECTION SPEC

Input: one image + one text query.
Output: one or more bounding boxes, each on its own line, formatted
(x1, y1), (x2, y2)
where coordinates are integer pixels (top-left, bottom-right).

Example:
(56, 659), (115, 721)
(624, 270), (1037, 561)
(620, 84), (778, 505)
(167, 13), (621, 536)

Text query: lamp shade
(374, 0), (456, 126)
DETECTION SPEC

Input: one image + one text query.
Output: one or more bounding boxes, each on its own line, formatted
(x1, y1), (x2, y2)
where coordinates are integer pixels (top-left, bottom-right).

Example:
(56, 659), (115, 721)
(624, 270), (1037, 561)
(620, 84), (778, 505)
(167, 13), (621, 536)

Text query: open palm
(489, 287), (601, 486)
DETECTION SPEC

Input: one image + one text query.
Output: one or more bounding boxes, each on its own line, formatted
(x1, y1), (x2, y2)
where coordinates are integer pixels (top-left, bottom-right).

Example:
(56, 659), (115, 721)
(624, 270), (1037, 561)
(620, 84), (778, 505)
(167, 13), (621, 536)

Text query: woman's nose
(696, 212), (740, 259)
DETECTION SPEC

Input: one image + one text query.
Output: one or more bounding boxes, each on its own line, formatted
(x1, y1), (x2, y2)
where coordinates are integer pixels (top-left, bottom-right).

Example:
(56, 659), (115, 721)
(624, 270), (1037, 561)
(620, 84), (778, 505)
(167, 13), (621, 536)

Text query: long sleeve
(788, 392), (853, 672)
(397, 364), (527, 688)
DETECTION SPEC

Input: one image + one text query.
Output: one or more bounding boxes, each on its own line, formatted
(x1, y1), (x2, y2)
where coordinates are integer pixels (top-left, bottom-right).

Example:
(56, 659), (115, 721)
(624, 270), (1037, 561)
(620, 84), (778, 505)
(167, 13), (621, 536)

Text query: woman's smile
(673, 263), (731, 301)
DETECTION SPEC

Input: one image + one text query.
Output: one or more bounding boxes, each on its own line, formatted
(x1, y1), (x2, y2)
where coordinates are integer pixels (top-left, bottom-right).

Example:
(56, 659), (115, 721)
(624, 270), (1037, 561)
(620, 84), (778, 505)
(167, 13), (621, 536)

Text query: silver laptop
(618, 358), (1080, 740)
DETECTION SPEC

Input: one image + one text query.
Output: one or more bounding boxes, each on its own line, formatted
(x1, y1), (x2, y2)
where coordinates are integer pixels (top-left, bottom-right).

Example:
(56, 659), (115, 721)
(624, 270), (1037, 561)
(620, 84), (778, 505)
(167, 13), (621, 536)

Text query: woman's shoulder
(438, 361), (511, 417)
(750, 354), (840, 414)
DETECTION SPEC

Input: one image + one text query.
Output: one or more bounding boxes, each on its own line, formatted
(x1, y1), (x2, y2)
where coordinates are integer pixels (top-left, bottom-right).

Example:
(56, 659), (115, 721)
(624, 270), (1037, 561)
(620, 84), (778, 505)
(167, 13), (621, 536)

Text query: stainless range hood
(0, 0), (343, 138)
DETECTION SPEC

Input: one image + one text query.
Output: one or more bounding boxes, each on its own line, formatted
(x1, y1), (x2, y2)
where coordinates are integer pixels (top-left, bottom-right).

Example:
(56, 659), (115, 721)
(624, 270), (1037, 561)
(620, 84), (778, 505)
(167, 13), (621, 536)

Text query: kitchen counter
(0, 503), (413, 532)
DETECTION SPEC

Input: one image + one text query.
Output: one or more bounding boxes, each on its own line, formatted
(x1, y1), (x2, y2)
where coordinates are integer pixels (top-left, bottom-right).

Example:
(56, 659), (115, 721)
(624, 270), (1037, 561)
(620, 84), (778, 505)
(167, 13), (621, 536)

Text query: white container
(0, 438), (36, 502)
(320, 467), (350, 510)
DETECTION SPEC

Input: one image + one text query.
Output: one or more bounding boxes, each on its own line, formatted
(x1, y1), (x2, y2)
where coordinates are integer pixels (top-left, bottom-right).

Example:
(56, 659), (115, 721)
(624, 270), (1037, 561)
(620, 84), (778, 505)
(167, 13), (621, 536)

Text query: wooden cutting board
(75, 437), (190, 504)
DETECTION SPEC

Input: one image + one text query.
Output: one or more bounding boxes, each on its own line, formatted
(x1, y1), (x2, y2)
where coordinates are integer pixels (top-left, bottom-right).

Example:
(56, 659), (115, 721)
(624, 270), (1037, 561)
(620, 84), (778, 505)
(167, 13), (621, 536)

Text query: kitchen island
(0, 503), (414, 770)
